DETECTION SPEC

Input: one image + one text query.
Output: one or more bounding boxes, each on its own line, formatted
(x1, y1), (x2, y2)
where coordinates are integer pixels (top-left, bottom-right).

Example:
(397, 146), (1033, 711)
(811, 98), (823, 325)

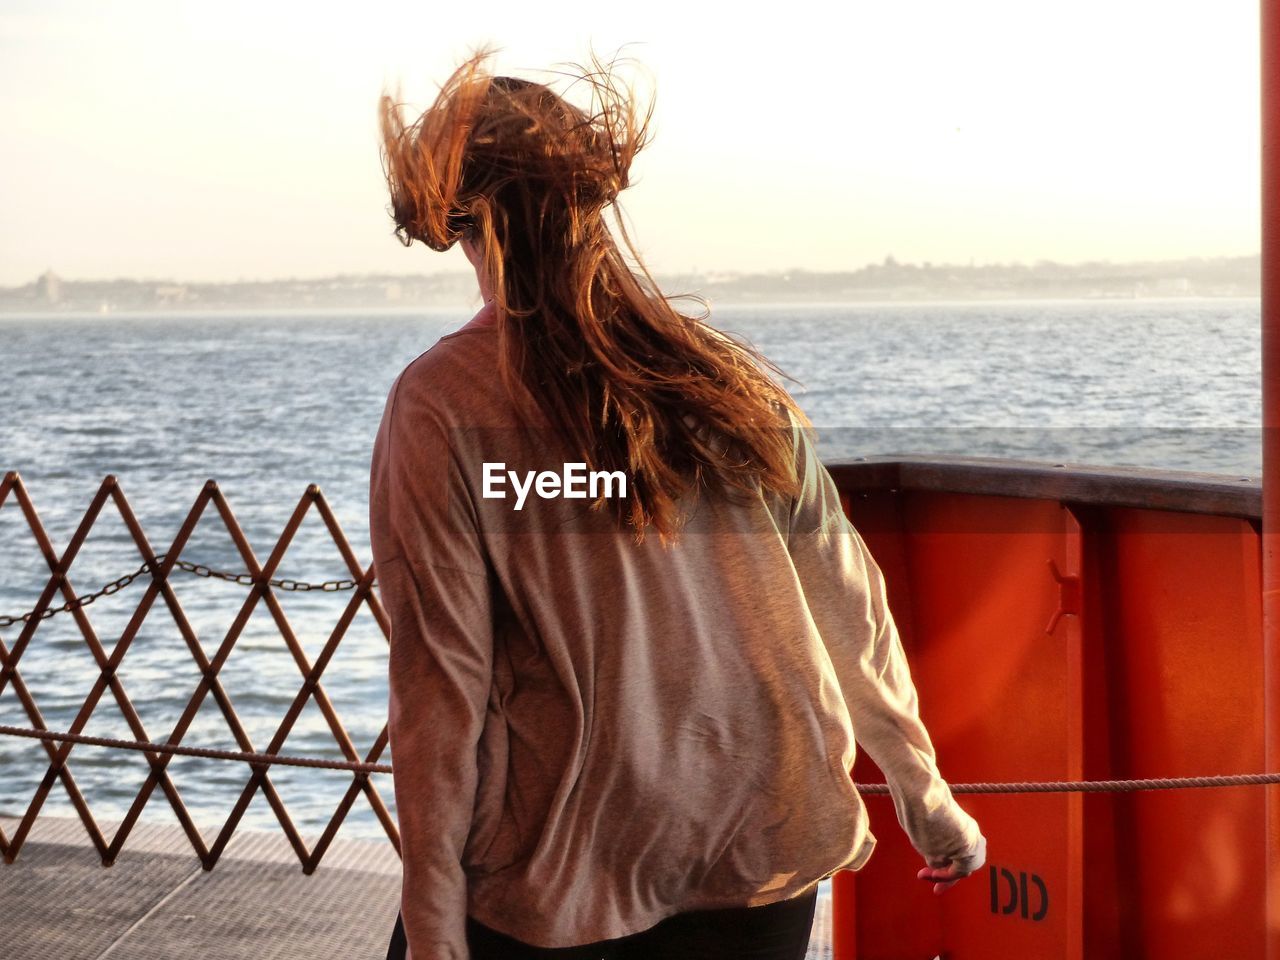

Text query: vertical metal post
(1263, 0), (1279, 955)
(830, 868), (857, 959)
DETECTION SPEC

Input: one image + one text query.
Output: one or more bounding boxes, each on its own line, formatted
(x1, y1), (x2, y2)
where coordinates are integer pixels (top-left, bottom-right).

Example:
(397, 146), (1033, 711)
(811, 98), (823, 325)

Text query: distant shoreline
(2, 255), (1260, 315)
(0, 293), (1263, 322)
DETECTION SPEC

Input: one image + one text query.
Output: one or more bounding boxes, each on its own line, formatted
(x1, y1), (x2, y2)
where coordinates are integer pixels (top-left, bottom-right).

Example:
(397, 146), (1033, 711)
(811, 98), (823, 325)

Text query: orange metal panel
(833, 484), (1267, 957)
(1261, 0), (1279, 953)
(832, 868), (858, 960)
(1085, 508), (1265, 958)
(842, 491), (1084, 960)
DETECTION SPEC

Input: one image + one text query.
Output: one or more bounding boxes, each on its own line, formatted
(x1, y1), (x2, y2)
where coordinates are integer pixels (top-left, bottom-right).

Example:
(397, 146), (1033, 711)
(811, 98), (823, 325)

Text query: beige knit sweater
(368, 322), (982, 959)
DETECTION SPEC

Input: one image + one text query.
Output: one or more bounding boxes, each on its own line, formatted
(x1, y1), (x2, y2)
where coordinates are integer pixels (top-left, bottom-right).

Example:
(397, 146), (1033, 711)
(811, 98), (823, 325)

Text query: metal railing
(2, 461), (1274, 881)
(0, 470), (396, 874)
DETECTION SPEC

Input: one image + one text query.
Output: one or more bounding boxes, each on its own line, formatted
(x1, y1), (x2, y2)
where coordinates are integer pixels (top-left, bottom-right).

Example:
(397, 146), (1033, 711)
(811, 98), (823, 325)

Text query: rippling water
(0, 299), (1261, 840)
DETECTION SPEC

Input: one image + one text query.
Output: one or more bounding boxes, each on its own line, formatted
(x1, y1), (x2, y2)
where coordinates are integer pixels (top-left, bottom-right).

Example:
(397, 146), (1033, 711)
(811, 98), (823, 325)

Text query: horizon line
(4, 252), (1263, 290)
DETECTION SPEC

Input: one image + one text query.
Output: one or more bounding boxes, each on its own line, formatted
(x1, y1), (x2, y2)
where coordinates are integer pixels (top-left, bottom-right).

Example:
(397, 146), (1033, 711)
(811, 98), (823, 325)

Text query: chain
(0, 554), (375, 629)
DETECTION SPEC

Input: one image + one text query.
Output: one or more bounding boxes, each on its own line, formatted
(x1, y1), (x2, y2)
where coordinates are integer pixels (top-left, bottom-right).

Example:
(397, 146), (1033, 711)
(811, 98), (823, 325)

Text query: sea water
(0, 298), (1261, 842)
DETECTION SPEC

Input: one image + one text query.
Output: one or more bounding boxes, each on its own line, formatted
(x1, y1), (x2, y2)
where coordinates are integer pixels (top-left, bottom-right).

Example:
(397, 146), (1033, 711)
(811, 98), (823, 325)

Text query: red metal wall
(832, 489), (1264, 959)
(1259, 0), (1279, 953)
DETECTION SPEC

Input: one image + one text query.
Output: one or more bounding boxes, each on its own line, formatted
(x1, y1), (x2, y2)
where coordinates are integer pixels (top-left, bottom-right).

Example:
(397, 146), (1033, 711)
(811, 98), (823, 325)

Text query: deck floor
(0, 817), (832, 959)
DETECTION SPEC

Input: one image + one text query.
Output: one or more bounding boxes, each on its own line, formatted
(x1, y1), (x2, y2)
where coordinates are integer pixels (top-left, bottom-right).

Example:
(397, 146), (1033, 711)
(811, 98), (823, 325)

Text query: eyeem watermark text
(482, 463), (628, 511)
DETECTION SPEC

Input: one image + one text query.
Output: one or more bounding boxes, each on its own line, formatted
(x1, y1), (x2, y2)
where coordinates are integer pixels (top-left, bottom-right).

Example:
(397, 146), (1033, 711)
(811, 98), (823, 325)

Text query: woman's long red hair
(380, 50), (809, 542)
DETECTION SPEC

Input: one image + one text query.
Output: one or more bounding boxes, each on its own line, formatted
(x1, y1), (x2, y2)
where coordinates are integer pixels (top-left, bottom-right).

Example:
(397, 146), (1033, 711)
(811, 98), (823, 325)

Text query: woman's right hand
(916, 832), (987, 894)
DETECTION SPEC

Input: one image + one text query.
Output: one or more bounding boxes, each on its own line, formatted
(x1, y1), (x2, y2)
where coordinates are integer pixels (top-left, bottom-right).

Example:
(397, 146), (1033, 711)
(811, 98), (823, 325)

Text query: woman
(371, 51), (985, 960)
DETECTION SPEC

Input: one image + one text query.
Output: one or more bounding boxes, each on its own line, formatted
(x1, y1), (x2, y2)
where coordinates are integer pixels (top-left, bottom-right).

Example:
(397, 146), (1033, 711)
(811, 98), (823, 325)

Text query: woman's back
(370, 318), (979, 952)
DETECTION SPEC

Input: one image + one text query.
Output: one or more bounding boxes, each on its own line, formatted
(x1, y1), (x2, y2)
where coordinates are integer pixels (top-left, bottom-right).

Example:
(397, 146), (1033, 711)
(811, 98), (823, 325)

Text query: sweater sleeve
(369, 374), (494, 960)
(786, 421), (982, 865)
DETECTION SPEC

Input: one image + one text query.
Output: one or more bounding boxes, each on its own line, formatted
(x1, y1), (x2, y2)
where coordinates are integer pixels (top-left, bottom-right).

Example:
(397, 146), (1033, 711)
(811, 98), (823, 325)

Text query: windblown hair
(380, 49), (809, 542)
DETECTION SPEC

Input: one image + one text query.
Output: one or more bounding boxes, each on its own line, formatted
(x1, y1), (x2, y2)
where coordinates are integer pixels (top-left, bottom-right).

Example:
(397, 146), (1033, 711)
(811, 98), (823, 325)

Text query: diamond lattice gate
(0, 470), (398, 874)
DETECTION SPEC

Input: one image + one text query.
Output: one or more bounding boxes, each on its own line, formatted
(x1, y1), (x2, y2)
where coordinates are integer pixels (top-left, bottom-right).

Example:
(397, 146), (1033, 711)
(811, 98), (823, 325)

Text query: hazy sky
(0, 0), (1261, 286)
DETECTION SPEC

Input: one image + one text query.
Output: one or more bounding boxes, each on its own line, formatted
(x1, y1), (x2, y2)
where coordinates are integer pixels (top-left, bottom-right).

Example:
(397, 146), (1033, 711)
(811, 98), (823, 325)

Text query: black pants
(386, 889), (818, 960)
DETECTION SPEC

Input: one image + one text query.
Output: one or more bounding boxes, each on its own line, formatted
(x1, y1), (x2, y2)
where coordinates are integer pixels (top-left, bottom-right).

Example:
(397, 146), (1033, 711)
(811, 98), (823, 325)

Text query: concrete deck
(1, 816), (402, 959)
(1, 817), (832, 959)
